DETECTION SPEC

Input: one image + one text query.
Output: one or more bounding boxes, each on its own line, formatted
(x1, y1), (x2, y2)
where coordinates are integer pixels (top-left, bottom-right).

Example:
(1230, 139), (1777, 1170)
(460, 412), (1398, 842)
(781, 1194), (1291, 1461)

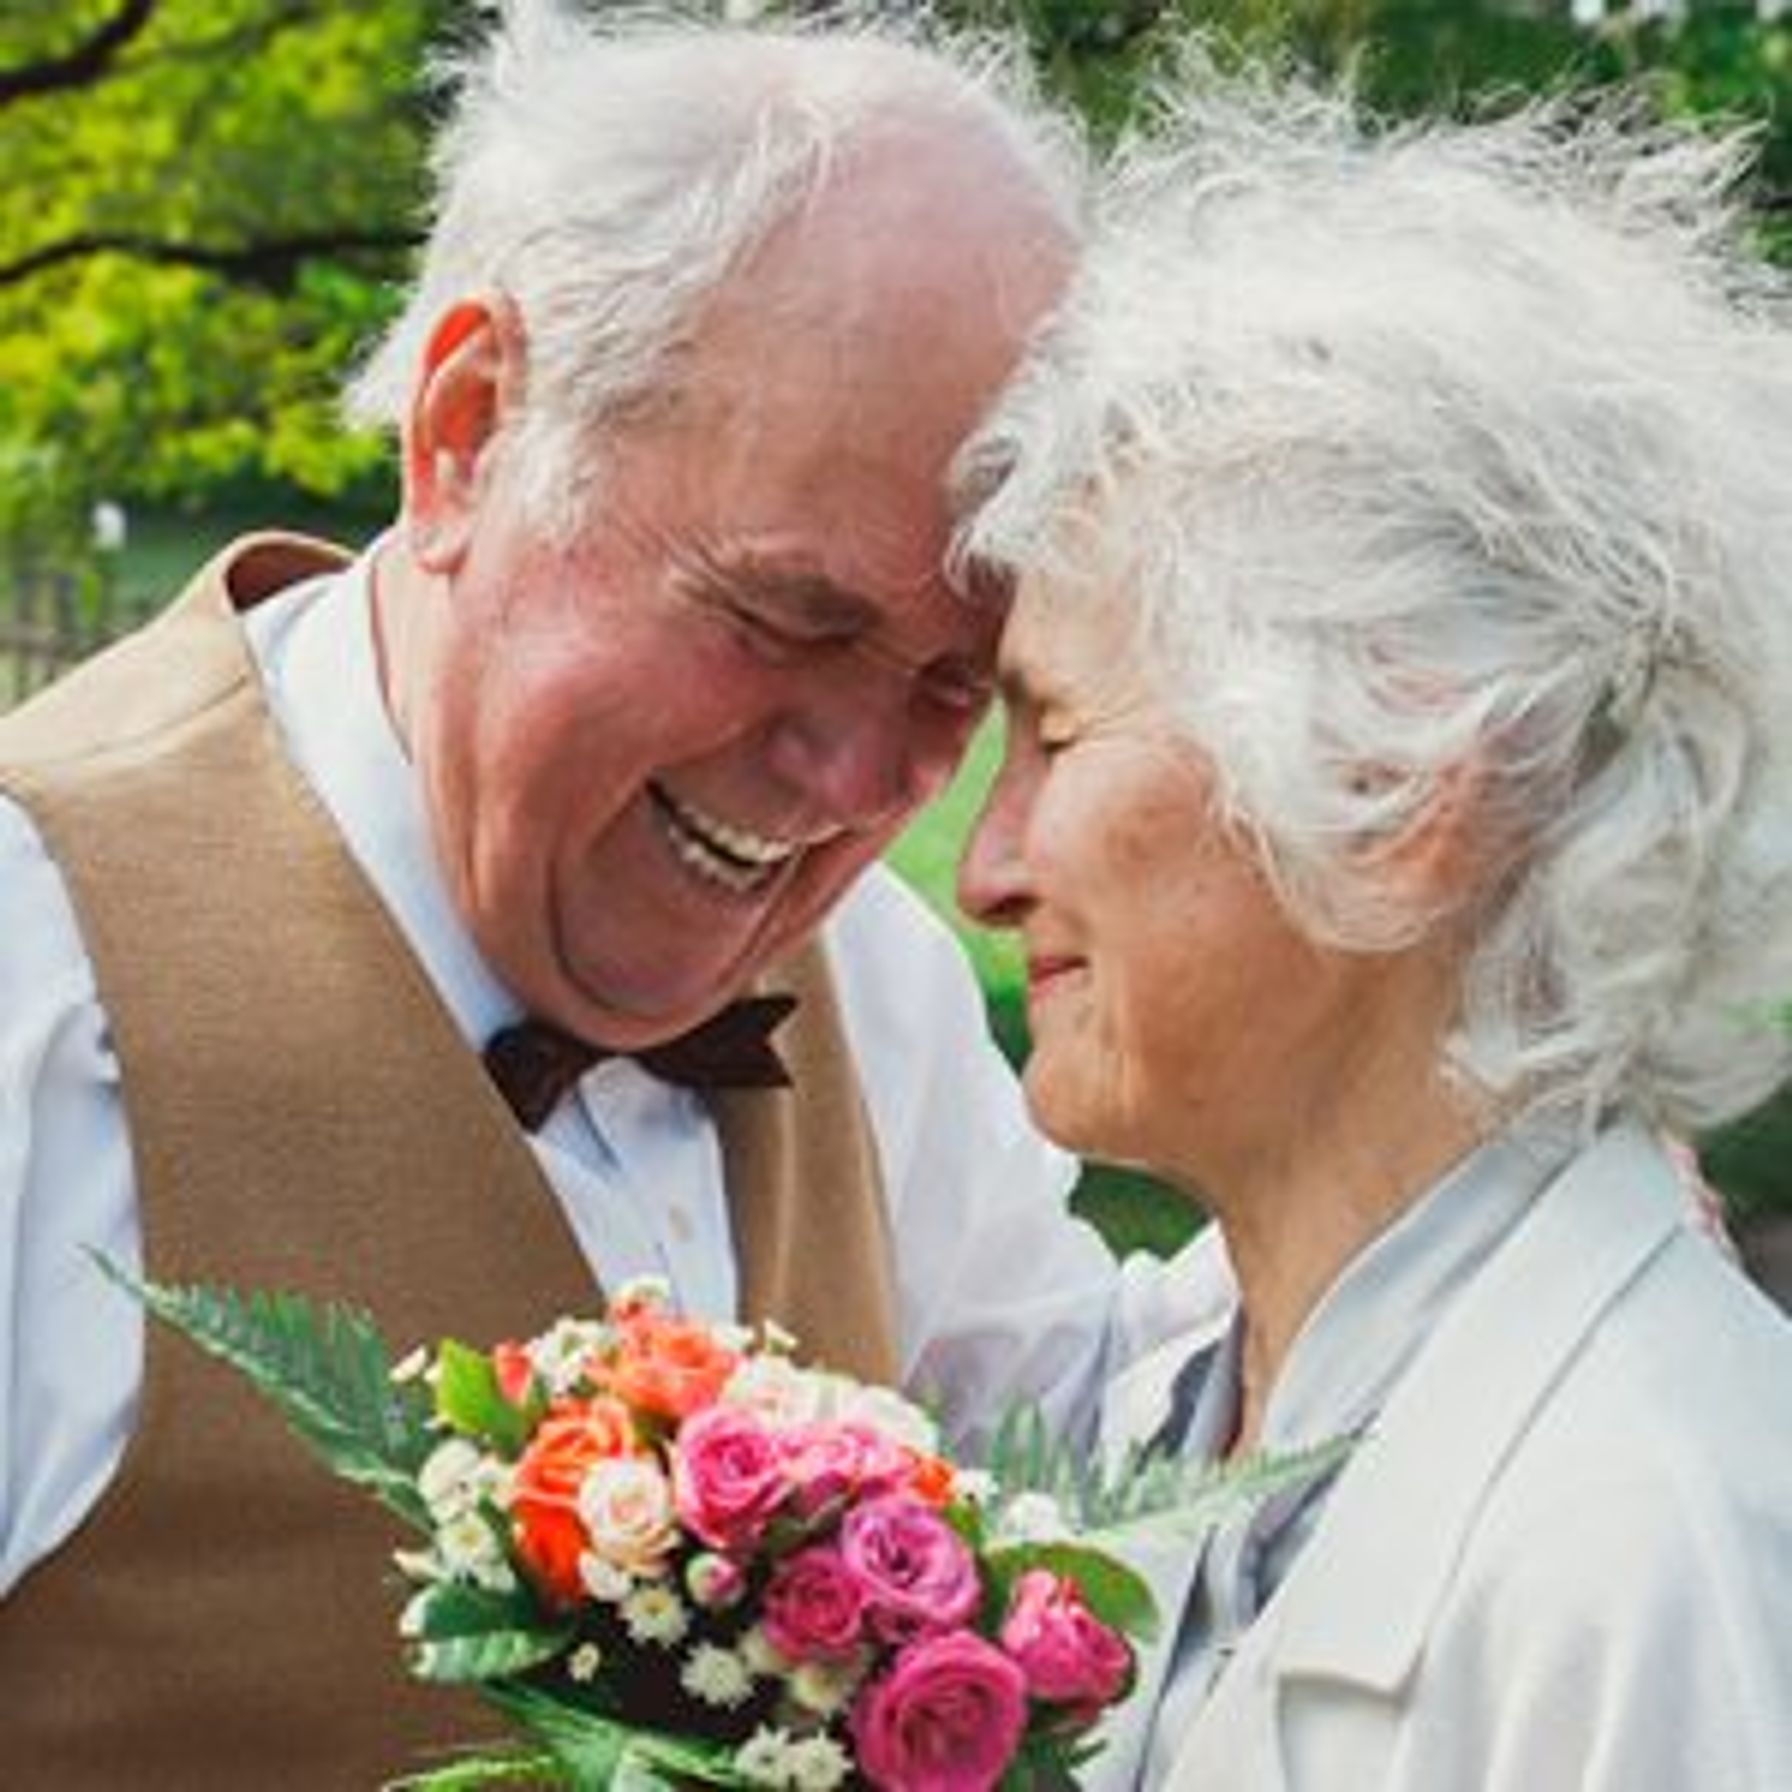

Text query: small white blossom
(397, 1587), (432, 1639)
(525, 1318), (612, 1396)
(621, 1583), (690, 1648)
(735, 1726), (796, 1787)
(579, 1551), (635, 1604)
(760, 1318), (800, 1355)
(787, 1655), (865, 1718)
(994, 1490), (1073, 1545)
(418, 1438), (489, 1521)
(389, 1345), (431, 1384)
(435, 1510), (515, 1592)
(738, 1624), (791, 1678)
(785, 1734), (852, 1792)
(612, 1274), (672, 1314)
(951, 1468), (998, 1508)
(681, 1642), (755, 1710)
(567, 1642), (604, 1684)
(392, 1545), (444, 1585)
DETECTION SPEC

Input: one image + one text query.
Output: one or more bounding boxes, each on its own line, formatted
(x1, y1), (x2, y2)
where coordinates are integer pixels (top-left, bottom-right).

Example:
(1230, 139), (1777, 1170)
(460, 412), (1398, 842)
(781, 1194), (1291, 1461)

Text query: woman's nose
(958, 746), (1035, 929)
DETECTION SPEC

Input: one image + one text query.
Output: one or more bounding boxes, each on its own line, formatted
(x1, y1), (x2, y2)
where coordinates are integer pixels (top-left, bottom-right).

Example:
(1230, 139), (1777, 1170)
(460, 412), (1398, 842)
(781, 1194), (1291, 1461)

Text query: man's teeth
(654, 788), (799, 893)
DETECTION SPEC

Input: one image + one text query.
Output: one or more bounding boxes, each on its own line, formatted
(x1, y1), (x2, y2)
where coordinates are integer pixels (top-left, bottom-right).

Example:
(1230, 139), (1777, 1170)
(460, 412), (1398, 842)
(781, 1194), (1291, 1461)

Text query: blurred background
(2, 0), (1787, 1282)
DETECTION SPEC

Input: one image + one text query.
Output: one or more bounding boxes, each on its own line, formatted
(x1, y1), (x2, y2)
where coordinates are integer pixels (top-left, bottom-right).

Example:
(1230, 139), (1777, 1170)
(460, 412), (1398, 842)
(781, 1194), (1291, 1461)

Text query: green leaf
(413, 1626), (573, 1686)
(435, 1338), (539, 1457)
(401, 1581), (572, 1685)
(984, 1541), (1160, 1643)
(382, 1748), (571, 1790)
(482, 1687), (756, 1791)
(91, 1250), (435, 1530)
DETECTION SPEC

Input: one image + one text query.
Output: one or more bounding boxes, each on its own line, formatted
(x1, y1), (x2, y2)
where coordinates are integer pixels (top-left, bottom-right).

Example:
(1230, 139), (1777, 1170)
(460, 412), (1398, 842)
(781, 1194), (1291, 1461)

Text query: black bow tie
(483, 995), (797, 1132)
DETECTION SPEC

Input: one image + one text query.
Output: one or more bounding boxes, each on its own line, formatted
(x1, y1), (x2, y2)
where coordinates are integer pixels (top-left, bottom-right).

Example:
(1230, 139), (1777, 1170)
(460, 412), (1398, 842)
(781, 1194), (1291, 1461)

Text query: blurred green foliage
(3, 3), (1788, 523)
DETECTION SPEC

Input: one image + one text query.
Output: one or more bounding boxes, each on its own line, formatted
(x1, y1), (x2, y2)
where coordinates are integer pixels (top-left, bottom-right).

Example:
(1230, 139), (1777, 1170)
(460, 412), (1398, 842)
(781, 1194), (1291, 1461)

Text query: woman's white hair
(960, 65), (1792, 1134)
(345, 0), (1081, 537)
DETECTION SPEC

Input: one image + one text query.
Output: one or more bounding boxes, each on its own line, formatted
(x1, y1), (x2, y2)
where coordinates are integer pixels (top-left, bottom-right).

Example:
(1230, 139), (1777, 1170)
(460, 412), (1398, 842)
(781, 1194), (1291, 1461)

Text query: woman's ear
(1358, 756), (1505, 925)
(400, 294), (526, 572)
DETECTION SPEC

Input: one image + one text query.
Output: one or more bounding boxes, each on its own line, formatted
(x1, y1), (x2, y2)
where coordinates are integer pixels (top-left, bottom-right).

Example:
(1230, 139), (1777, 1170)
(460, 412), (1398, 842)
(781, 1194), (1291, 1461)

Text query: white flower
(722, 1355), (834, 1429)
(579, 1551), (635, 1604)
(785, 1734), (852, 1792)
(621, 1583), (690, 1648)
(525, 1318), (612, 1396)
(576, 1456), (678, 1576)
(612, 1274), (673, 1314)
(951, 1468), (998, 1508)
(994, 1490), (1073, 1545)
(567, 1642), (604, 1684)
(830, 1382), (938, 1454)
(418, 1438), (493, 1521)
(760, 1318), (800, 1356)
(738, 1624), (791, 1678)
(787, 1655), (865, 1718)
(392, 1545), (444, 1585)
(389, 1345), (431, 1384)
(735, 1725), (796, 1787)
(435, 1510), (516, 1592)
(680, 1642), (754, 1710)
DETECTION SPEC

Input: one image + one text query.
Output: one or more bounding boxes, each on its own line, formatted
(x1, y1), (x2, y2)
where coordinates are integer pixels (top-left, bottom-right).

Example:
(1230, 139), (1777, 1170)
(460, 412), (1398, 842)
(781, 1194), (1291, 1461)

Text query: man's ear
(401, 295), (525, 572)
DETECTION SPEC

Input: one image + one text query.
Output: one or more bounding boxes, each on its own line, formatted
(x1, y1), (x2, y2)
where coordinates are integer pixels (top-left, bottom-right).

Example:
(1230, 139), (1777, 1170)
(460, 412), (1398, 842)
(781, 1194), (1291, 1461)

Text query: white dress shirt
(0, 552), (1118, 1597)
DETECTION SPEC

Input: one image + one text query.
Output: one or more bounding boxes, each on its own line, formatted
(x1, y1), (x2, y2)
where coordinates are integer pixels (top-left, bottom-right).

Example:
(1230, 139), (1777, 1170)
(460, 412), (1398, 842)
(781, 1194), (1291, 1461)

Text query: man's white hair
(347, 0), (1081, 537)
(960, 67), (1792, 1134)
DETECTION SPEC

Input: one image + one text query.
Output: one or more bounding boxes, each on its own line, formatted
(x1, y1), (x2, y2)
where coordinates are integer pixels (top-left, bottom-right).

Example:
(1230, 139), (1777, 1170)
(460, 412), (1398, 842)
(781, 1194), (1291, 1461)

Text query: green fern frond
(91, 1250), (436, 1531)
(984, 1402), (1355, 1543)
(1084, 1433), (1358, 1540)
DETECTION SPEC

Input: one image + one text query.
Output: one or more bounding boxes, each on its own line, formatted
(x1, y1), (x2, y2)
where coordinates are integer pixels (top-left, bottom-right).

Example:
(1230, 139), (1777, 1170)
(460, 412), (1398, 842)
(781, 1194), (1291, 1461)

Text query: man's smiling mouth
(648, 782), (803, 894)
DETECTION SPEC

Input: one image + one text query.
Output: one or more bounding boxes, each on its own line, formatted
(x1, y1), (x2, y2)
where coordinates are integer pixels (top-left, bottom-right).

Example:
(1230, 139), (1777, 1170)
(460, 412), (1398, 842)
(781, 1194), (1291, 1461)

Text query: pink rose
(763, 1544), (869, 1663)
(672, 1405), (787, 1553)
(851, 1631), (1028, 1792)
(998, 1570), (1133, 1711)
(839, 1494), (980, 1641)
(781, 1421), (913, 1519)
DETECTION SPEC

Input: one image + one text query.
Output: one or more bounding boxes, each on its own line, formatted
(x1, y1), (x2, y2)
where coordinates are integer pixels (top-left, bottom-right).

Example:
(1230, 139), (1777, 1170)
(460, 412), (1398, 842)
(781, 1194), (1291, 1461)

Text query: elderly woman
(956, 79), (1792, 1791)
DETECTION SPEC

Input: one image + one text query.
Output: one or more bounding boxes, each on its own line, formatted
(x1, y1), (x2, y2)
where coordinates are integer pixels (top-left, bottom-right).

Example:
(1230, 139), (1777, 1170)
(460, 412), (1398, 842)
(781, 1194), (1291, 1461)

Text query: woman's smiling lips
(1026, 953), (1085, 1002)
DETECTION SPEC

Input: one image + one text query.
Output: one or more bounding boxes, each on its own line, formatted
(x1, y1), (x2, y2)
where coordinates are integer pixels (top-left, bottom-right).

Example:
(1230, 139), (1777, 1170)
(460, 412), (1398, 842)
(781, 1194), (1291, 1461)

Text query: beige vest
(0, 536), (898, 1789)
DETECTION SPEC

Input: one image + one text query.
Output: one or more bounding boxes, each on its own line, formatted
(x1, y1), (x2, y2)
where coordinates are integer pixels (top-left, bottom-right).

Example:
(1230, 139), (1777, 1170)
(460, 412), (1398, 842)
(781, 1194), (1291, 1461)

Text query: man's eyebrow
(710, 560), (877, 633)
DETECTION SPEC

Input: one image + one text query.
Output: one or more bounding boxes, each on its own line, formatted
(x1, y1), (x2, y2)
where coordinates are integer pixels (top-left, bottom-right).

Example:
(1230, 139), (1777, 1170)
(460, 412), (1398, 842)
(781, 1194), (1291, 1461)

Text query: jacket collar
(1268, 1121), (1684, 1692)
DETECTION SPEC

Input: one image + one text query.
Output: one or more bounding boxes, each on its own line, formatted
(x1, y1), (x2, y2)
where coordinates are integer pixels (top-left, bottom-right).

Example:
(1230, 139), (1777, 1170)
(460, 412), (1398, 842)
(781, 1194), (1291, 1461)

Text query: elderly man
(0, 9), (1117, 1784)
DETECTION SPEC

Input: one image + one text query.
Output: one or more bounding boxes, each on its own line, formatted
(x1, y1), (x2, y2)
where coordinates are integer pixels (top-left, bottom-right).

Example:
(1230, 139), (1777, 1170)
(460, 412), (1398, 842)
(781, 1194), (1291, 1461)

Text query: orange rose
(510, 1395), (638, 1605)
(904, 1450), (958, 1508)
(600, 1314), (740, 1423)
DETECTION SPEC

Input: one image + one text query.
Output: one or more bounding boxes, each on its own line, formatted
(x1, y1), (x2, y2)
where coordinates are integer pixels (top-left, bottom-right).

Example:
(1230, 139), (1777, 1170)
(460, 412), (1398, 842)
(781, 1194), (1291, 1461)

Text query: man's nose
(763, 692), (932, 832)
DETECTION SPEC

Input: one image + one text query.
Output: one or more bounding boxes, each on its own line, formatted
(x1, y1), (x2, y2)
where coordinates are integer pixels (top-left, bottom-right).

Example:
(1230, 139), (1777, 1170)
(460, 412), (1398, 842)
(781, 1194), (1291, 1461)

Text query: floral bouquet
(102, 1261), (1342, 1791)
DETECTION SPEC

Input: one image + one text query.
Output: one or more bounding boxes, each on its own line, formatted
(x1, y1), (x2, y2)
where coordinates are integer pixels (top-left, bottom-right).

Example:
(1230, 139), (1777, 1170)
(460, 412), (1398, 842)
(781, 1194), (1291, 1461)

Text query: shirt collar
(243, 542), (523, 1050)
(1251, 1118), (1577, 1454)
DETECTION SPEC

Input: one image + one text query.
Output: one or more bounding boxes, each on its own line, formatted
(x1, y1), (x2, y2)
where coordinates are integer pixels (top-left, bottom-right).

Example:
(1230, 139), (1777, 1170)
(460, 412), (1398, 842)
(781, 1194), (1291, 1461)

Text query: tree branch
(0, 226), (418, 294)
(0, 0), (160, 108)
